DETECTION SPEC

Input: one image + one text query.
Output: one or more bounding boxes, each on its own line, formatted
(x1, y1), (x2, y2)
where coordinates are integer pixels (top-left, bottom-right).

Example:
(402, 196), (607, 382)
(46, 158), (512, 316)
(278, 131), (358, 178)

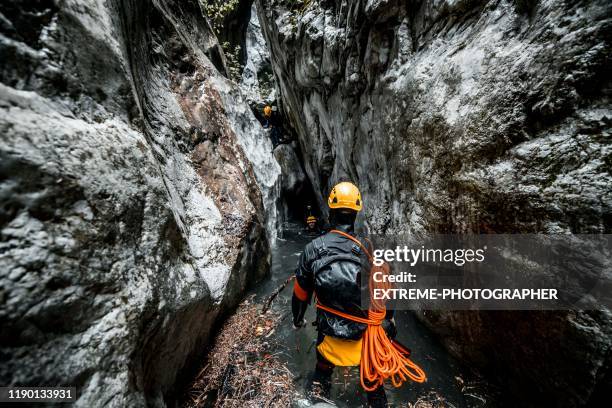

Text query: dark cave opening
(279, 162), (320, 225)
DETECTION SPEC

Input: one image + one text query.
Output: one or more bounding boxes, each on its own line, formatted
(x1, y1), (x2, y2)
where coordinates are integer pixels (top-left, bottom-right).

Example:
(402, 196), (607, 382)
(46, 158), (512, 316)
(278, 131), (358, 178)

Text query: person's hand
(293, 318), (307, 330)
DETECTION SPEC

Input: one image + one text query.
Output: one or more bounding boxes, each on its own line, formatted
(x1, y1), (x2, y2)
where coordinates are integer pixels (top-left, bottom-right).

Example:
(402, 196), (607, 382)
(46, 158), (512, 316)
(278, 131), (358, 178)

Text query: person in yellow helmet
(261, 105), (283, 148)
(292, 182), (395, 406)
(306, 215), (317, 228)
(304, 205), (321, 234)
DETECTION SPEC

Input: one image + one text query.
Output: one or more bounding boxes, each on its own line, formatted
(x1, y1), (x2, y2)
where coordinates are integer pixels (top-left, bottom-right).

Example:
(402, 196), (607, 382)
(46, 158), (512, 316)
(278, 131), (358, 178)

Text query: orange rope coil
(317, 230), (427, 391)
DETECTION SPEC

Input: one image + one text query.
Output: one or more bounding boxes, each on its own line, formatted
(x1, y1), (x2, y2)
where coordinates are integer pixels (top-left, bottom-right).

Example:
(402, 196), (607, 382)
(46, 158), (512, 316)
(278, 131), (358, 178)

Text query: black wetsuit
(292, 223), (394, 406)
(264, 111), (283, 147)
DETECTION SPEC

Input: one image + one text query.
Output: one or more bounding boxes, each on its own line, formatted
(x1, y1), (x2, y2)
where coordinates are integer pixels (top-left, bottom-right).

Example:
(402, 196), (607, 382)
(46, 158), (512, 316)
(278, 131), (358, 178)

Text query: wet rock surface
(273, 143), (310, 221)
(0, 0), (279, 406)
(240, 4), (277, 105)
(256, 0), (612, 406)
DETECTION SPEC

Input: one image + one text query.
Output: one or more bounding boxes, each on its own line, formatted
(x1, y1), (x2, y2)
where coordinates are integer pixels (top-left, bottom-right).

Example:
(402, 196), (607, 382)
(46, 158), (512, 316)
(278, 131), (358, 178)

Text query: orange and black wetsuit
(292, 223), (395, 406)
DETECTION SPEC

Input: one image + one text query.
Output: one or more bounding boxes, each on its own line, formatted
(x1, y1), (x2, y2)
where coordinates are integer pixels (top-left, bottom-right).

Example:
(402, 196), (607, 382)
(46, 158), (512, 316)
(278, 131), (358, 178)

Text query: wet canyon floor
(250, 224), (496, 408)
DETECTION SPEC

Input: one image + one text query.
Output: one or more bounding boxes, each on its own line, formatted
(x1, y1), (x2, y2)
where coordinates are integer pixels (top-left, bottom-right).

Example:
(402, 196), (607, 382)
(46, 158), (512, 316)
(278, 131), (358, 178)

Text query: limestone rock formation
(0, 0), (279, 406)
(240, 4), (277, 105)
(256, 0), (611, 406)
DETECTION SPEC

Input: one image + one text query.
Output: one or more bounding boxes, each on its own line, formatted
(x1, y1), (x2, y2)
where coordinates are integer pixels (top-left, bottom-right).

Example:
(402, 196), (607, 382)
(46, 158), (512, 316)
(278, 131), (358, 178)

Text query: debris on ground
(404, 391), (454, 408)
(185, 296), (296, 407)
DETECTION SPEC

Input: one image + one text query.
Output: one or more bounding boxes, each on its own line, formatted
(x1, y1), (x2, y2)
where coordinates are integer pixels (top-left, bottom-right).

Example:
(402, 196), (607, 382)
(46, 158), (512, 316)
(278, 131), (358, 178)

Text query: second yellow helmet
(328, 182), (362, 212)
(263, 105), (272, 117)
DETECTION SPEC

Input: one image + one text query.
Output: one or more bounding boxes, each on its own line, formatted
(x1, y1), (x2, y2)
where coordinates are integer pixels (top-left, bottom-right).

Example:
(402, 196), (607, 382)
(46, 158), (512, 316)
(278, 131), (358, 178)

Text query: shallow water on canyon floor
(251, 224), (492, 407)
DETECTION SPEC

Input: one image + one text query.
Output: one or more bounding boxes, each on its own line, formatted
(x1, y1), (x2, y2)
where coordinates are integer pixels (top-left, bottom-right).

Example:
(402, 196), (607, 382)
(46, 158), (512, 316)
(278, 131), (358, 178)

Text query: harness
(315, 229), (427, 391)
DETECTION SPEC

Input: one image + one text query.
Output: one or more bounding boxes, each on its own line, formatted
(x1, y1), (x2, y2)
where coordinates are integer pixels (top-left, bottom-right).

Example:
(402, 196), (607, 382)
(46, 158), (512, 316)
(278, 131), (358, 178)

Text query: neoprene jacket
(292, 224), (395, 340)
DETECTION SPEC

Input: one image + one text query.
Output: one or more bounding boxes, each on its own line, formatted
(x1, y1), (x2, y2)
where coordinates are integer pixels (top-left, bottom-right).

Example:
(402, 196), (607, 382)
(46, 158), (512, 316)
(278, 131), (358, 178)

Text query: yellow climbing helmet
(263, 105), (272, 117)
(328, 182), (362, 212)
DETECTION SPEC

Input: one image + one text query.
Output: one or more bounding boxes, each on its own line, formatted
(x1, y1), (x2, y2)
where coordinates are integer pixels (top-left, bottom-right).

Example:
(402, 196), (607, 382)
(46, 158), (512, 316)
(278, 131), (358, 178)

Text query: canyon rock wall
(0, 0), (279, 406)
(257, 0), (611, 406)
(240, 4), (277, 105)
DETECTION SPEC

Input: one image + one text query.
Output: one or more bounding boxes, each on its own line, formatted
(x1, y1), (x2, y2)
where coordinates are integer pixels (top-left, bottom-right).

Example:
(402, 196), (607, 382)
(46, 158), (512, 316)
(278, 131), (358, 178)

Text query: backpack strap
(312, 236), (328, 258)
(330, 229), (373, 261)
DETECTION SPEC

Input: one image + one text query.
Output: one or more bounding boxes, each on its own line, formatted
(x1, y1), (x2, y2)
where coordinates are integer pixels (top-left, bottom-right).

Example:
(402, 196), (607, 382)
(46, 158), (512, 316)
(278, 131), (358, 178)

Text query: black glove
(292, 295), (308, 329)
(382, 318), (397, 339)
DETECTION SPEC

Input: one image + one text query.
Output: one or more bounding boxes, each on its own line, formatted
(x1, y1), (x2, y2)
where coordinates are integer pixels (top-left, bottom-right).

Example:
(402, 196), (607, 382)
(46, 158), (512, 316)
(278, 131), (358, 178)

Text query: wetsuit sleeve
(292, 245), (315, 326)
